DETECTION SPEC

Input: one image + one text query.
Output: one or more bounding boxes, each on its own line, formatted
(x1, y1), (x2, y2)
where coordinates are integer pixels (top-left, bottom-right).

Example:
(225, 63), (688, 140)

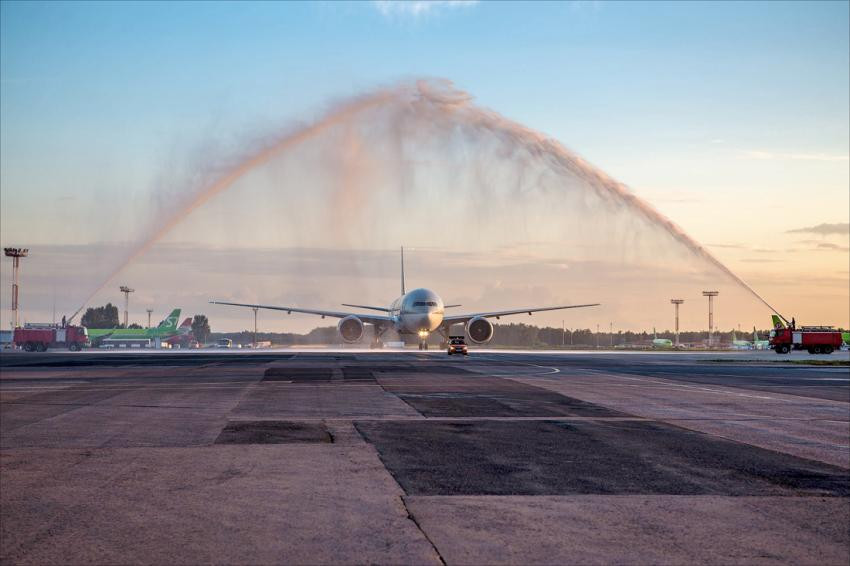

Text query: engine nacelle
(337, 315), (364, 343)
(466, 316), (494, 344)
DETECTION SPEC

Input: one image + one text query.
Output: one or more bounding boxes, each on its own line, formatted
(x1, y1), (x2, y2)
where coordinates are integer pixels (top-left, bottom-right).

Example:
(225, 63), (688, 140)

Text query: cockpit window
(413, 301), (438, 307)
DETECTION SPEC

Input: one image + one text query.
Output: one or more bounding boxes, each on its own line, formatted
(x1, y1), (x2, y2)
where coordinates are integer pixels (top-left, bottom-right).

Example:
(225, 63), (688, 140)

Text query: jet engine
(338, 315), (364, 343)
(466, 316), (494, 344)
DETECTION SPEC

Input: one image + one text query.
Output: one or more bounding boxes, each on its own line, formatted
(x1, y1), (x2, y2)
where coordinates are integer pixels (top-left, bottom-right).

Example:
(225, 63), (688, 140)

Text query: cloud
(708, 243), (746, 249)
(786, 223), (849, 237)
(815, 242), (850, 252)
(741, 150), (849, 162)
(373, 0), (478, 18)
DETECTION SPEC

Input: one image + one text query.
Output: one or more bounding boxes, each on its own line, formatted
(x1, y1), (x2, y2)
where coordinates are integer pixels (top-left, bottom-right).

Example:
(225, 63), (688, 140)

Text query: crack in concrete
(400, 495), (446, 566)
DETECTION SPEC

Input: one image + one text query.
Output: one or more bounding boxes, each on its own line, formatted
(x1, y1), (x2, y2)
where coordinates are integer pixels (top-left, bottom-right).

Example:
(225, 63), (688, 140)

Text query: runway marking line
(537, 370), (795, 402)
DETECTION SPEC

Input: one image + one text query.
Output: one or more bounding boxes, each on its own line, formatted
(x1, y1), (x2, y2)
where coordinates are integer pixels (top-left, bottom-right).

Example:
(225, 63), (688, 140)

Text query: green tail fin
(771, 314), (786, 329)
(157, 309), (181, 331)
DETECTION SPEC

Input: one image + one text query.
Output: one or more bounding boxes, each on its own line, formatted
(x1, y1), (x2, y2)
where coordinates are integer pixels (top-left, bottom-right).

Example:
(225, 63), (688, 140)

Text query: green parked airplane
(86, 309), (185, 343)
(652, 327), (673, 348)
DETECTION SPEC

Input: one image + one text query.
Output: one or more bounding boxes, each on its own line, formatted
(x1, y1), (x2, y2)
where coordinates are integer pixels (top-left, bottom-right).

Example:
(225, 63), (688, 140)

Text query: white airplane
(211, 248), (600, 349)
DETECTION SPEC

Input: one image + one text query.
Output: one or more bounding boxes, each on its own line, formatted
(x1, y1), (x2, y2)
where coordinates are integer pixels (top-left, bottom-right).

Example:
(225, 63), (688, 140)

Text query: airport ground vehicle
(13, 324), (89, 351)
(770, 325), (843, 354)
(447, 336), (468, 355)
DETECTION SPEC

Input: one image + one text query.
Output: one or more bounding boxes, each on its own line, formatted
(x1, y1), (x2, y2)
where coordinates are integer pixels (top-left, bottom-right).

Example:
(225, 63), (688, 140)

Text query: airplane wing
(341, 303), (391, 312)
(209, 300), (393, 325)
(442, 303), (600, 325)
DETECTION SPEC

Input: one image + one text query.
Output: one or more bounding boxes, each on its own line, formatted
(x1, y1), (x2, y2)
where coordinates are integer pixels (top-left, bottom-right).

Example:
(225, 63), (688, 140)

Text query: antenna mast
(400, 246), (406, 295)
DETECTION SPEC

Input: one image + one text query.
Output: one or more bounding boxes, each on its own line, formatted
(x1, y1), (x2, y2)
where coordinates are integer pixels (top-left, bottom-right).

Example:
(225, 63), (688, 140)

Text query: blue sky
(1, 1), (848, 331)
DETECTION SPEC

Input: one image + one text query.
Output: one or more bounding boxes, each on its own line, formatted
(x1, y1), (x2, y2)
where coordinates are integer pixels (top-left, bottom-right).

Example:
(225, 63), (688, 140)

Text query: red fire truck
(769, 325), (842, 355)
(13, 324), (89, 352)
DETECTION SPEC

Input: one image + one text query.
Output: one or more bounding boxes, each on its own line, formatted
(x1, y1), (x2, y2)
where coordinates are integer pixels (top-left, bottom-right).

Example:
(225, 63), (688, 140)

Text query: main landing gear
(371, 325), (388, 349)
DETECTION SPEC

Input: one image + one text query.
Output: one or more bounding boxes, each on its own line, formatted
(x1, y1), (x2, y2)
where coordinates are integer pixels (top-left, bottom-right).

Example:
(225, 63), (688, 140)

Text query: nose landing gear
(418, 330), (430, 350)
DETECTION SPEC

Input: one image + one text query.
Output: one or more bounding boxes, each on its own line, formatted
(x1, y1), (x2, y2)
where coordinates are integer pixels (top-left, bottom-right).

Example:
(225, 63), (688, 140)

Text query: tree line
(80, 303), (143, 329)
(82, 303), (840, 347)
(210, 322), (785, 348)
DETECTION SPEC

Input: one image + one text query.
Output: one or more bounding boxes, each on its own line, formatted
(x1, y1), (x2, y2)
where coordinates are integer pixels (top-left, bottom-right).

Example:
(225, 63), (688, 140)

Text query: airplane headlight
(418, 330), (429, 338)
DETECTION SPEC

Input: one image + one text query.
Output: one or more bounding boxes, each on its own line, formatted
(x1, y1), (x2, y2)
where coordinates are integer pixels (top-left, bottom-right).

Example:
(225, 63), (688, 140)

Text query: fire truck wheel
(23, 342), (34, 352)
(823, 346), (833, 354)
(813, 345), (823, 354)
(69, 343), (80, 352)
(779, 345), (790, 354)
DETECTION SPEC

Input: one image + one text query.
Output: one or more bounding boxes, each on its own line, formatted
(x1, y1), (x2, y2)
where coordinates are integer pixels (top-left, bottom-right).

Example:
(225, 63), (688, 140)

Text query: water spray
(66, 80), (787, 324)
(67, 88), (400, 323)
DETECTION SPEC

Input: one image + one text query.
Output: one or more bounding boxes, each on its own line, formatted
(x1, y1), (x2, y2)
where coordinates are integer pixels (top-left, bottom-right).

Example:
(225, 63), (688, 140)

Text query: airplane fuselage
(388, 288), (444, 335)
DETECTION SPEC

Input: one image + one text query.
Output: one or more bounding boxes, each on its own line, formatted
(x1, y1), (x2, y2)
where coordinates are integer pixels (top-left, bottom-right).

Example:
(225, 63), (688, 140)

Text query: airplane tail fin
(771, 314), (786, 329)
(178, 318), (192, 334)
(157, 309), (181, 331)
(400, 246), (406, 296)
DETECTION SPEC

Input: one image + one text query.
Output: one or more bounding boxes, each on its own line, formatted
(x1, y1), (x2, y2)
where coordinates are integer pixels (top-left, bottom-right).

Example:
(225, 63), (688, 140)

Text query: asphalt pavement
(1, 348), (848, 564)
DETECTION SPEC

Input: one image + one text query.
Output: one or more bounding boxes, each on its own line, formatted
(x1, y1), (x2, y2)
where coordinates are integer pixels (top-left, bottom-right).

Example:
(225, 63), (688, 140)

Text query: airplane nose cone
(426, 312), (442, 331)
(409, 312), (442, 333)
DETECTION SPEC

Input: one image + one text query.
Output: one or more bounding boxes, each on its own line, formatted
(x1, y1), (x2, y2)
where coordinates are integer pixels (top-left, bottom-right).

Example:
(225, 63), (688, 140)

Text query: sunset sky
(1, 1), (847, 333)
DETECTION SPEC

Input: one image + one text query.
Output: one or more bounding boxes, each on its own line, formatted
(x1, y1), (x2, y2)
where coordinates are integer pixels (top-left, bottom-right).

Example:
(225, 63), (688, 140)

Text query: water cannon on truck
(769, 318), (842, 355)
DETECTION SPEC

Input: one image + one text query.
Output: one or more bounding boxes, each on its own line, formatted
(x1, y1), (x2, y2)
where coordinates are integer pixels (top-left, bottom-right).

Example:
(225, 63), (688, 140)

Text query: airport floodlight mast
(252, 307), (259, 348)
(3, 248), (28, 329)
(119, 286), (135, 328)
(702, 291), (719, 347)
(670, 299), (684, 347)
(146, 309), (153, 329)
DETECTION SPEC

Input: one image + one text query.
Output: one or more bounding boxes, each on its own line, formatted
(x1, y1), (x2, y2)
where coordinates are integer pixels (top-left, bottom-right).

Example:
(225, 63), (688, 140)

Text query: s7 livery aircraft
(86, 309), (184, 343)
(211, 248), (599, 349)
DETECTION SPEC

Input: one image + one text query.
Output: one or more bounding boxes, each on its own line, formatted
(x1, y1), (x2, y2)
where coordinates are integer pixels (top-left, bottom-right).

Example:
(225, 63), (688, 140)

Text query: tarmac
(1, 348), (848, 565)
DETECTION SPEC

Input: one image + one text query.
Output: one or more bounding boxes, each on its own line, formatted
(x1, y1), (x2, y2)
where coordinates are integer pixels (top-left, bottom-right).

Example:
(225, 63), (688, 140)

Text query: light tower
(702, 291), (719, 347)
(4, 248), (29, 329)
(252, 307), (259, 348)
(146, 309), (154, 329)
(119, 286), (135, 328)
(670, 299), (684, 347)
